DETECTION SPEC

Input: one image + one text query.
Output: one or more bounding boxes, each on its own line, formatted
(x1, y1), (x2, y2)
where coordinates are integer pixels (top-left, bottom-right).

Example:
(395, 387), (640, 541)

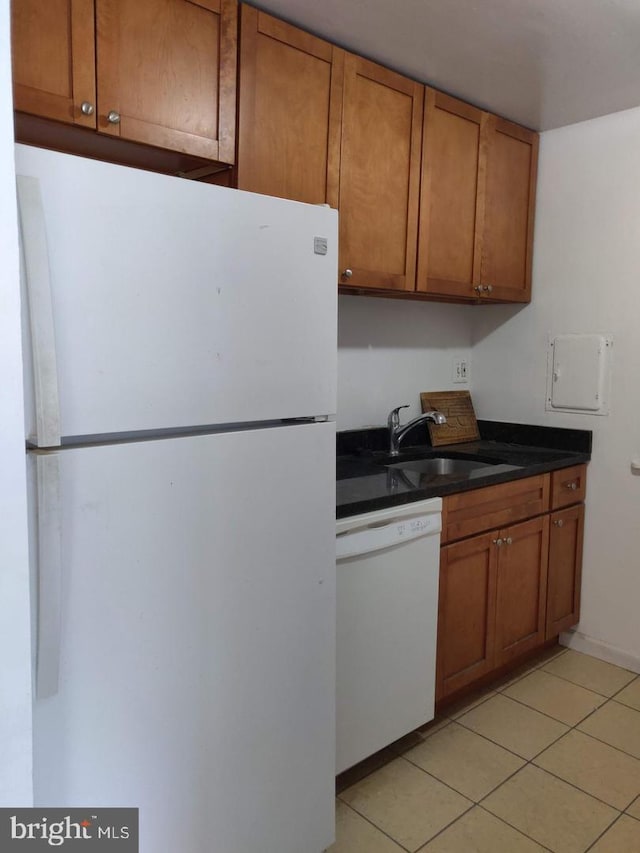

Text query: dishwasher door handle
(336, 513), (441, 560)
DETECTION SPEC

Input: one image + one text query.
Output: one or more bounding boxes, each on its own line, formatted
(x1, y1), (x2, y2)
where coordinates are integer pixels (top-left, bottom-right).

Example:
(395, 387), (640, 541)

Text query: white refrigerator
(15, 144), (338, 853)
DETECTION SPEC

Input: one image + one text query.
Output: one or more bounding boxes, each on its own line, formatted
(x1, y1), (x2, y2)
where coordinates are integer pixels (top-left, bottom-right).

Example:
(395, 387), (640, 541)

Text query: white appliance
(335, 498), (442, 774)
(16, 144), (338, 853)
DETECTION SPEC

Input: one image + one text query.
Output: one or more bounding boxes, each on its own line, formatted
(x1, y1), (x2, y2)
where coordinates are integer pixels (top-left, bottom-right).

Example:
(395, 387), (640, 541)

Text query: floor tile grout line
(336, 798), (413, 852)
(454, 713), (558, 763)
(611, 696), (640, 712)
(475, 803), (555, 852)
(410, 801), (547, 853)
(534, 665), (637, 699)
(400, 746), (519, 805)
(501, 666), (611, 706)
(479, 763), (621, 850)
(582, 811), (628, 852)
(608, 673), (640, 700)
(476, 686), (601, 729)
(529, 760), (631, 813)
(405, 715), (622, 813)
(571, 725), (640, 762)
(572, 713), (640, 763)
(395, 754), (477, 805)
(442, 716), (536, 763)
(410, 802), (477, 852)
(340, 788), (476, 853)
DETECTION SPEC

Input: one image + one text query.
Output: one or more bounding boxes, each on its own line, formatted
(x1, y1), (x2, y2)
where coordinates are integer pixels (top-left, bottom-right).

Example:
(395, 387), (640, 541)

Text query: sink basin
(386, 457), (495, 475)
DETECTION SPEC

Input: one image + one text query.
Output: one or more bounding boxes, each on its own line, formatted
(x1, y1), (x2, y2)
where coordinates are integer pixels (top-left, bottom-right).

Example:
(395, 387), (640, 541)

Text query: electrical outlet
(453, 358), (469, 384)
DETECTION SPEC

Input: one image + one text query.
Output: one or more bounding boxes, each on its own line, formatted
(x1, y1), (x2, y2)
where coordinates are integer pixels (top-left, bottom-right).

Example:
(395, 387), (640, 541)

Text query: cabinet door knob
(80, 101), (94, 116)
(474, 285), (482, 294)
(504, 536), (513, 545)
(554, 519), (564, 527)
(342, 268), (353, 279)
(492, 538), (503, 547)
(565, 482), (578, 490)
(485, 284), (493, 293)
(107, 110), (121, 124)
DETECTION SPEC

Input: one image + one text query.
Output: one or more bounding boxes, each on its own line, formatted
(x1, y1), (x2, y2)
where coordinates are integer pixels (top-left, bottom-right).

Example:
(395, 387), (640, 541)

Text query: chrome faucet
(387, 404), (447, 456)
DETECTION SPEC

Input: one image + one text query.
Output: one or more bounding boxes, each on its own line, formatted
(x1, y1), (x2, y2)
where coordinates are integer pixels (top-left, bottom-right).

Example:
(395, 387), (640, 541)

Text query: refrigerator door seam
(35, 453), (63, 698)
(17, 175), (62, 448)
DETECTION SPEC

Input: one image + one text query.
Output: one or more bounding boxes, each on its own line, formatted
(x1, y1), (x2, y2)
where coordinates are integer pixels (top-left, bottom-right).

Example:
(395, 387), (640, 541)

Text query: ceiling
(253, 0), (640, 131)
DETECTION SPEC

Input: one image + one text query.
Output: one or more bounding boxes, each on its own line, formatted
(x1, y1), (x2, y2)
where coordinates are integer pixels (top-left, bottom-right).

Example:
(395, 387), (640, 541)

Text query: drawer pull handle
(554, 519), (564, 527)
(565, 482), (578, 490)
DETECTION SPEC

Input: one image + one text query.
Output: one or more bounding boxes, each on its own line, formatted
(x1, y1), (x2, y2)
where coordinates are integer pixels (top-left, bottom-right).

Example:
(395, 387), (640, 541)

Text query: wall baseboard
(560, 629), (640, 674)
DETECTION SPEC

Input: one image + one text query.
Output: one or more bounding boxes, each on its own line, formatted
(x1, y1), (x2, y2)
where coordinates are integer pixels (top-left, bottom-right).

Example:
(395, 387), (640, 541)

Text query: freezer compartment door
(31, 422), (335, 853)
(16, 145), (337, 442)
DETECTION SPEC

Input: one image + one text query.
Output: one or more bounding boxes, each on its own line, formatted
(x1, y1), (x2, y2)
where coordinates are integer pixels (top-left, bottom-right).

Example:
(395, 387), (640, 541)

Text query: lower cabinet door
(494, 515), (549, 667)
(437, 532), (498, 700)
(546, 504), (585, 638)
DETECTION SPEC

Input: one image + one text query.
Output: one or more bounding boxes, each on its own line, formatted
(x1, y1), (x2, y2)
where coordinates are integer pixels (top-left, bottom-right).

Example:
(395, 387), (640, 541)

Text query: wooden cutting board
(420, 390), (480, 446)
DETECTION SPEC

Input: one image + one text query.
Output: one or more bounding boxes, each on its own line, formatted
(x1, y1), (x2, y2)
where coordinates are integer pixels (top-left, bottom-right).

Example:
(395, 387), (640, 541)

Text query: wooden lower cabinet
(437, 533), (498, 700)
(494, 515), (549, 667)
(437, 469), (585, 703)
(546, 504), (584, 639)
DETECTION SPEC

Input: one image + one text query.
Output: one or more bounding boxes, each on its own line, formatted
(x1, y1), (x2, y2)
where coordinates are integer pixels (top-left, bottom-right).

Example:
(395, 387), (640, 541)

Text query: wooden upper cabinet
(237, 5), (343, 204)
(12, 0), (237, 165)
(338, 55), (423, 292)
(481, 116), (538, 301)
(417, 90), (484, 299)
(417, 89), (538, 303)
(11, 0), (97, 128)
(96, 0), (237, 162)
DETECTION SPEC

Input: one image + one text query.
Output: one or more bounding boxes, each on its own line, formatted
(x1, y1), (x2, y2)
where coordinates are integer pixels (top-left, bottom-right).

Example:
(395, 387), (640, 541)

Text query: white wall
(472, 106), (640, 666)
(0, 1), (33, 804)
(337, 295), (473, 429)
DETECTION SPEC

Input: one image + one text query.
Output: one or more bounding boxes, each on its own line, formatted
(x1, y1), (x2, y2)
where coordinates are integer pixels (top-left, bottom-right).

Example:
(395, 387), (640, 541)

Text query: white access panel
(546, 333), (612, 414)
(30, 422), (336, 853)
(336, 499), (441, 774)
(16, 145), (337, 442)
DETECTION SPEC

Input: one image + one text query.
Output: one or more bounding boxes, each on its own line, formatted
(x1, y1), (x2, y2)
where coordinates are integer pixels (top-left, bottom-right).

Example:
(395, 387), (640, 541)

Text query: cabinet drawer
(442, 474), (550, 544)
(550, 465), (587, 509)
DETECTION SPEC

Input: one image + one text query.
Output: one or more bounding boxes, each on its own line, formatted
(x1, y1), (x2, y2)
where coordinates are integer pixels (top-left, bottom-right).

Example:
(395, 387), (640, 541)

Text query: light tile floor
(329, 647), (640, 853)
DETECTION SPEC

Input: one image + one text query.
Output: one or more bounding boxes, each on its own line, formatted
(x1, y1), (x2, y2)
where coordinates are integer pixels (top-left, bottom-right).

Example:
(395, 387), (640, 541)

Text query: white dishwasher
(336, 497), (442, 774)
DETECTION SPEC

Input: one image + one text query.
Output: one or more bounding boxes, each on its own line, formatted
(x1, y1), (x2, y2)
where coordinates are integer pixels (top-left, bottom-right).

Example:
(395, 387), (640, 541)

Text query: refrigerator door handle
(17, 175), (62, 448)
(35, 454), (63, 698)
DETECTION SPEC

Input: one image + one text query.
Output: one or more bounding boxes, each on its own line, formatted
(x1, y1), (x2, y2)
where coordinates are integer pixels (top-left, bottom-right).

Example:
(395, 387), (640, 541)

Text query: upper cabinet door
(237, 6), (344, 205)
(417, 90), (484, 299)
(11, 0), (97, 128)
(481, 116), (539, 301)
(96, 0), (237, 163)
(338, 55), (423, 292)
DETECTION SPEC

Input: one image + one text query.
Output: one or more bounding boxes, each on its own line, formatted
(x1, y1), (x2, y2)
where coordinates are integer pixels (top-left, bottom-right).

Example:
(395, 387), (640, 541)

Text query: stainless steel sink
(386, 457), (496, 475)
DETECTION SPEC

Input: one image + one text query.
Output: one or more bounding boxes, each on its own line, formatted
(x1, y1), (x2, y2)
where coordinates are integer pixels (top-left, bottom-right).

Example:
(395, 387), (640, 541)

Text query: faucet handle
(388, 404), (410, 429)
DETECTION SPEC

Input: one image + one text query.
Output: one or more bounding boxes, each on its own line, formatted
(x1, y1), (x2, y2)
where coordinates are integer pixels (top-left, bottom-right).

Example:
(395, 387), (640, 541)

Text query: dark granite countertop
(336, 420), (592, 519)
